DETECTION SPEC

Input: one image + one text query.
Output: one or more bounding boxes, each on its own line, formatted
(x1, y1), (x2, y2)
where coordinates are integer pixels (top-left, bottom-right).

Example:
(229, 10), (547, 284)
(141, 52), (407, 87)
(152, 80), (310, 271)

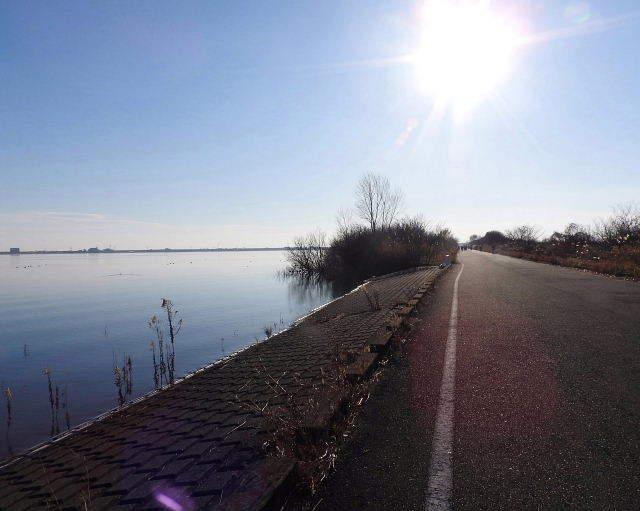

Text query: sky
(2, 0), (640, 250)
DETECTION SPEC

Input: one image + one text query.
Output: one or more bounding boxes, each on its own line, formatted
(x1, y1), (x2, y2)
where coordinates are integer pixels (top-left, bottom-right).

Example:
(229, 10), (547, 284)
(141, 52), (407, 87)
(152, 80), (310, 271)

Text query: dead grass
(238, 311), (419, 508)
(496, 248), (640, 279)
(233, 339), (359, 496)
(113, 356), (133, 408)
(148, 298), (183, 388)
(362, 285), (381, 311)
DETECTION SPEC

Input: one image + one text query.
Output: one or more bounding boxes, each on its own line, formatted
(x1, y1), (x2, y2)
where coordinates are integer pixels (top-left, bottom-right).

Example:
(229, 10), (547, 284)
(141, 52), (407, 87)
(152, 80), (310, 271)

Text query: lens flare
(156, 494), (183, 511)
(564, 1), (591, 24)
(154, 486), (193, 511)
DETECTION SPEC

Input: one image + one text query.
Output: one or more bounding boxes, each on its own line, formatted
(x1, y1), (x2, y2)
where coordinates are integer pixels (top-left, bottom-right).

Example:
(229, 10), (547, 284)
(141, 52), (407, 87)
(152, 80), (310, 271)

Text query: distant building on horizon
(9, 247), (20, 254)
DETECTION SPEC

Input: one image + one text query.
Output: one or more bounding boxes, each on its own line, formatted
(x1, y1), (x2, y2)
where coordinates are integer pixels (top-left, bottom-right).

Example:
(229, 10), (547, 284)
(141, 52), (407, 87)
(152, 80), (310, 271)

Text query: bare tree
(506, 225), (540, 252)
(562, 223), (593, 244)
(286, 230), (327, 275)
(335, 207), (354, 236)
(595, 203), (640, 247)
(424, 224), (456, 264)
(355, 173), (404, 232)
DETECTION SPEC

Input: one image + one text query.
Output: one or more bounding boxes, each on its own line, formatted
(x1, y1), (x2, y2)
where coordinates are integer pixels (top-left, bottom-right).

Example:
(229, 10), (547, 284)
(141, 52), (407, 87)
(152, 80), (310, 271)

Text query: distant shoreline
(0, 248), (289, 255)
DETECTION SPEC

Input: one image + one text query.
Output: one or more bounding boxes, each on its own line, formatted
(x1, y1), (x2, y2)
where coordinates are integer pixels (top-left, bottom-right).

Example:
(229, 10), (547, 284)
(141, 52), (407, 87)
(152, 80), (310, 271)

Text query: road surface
(314, 250), (640, 510)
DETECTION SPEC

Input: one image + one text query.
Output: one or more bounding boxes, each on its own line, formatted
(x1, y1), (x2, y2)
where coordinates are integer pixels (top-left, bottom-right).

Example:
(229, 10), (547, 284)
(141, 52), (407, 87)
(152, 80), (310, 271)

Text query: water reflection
(282, 273), (355, 308)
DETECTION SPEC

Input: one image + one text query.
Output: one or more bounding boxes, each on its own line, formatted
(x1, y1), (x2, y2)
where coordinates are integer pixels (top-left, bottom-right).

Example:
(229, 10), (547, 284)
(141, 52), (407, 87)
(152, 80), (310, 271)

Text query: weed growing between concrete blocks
(362, 284), (381, 311)
(283, 306), (421, 509)
(233, 339), (377, 497)
(39, 448), (95, 511)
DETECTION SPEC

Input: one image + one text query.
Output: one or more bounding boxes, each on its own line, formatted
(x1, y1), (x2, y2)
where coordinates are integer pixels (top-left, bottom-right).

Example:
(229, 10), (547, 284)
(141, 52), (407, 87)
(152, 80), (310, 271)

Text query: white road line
(425, 263), (464, 511)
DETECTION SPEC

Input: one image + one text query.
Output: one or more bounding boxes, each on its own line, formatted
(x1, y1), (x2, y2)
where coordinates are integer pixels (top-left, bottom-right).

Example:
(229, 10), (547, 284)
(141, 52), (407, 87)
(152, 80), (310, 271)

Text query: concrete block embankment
(0, 266), (443, 511)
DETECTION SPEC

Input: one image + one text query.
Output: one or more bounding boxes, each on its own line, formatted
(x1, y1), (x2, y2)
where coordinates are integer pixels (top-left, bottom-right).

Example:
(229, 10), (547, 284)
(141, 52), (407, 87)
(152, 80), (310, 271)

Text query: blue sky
(2, 0), (639, 250)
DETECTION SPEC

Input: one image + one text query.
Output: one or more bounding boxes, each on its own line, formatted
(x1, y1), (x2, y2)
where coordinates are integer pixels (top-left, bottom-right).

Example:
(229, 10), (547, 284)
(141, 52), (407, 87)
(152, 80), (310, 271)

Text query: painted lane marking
(425, 264), (464, 511)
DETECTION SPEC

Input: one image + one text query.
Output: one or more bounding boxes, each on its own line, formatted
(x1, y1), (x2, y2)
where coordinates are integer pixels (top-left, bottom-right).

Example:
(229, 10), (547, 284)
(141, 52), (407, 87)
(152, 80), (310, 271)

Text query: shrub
(287, 172), (458, 281)
(289, 219), (458, 282)
(286, 230), (328, 276)
(479, 205), (640, 280)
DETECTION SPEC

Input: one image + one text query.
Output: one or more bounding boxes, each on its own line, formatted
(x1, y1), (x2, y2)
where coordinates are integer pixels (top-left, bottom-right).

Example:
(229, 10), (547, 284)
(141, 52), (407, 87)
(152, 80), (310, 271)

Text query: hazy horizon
(1, 240), (293, 252)
(3, 1), (640, 250)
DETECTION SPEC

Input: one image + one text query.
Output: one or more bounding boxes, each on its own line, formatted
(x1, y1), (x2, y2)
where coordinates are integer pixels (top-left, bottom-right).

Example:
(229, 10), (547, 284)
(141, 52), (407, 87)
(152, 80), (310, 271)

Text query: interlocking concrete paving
(0, 267), (440, 511)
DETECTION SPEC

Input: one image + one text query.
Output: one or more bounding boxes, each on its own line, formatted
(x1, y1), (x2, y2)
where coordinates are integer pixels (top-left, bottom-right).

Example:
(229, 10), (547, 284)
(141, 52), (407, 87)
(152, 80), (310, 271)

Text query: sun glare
(414, 1), (519, 109)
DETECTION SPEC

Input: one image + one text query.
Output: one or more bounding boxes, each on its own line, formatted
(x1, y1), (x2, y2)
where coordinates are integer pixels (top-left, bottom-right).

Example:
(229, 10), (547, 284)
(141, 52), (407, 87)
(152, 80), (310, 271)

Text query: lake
(0, 251), (345, 458)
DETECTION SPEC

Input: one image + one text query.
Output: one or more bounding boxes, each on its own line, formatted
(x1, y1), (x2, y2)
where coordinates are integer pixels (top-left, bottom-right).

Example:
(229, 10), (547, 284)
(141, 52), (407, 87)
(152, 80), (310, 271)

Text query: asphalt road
(314, 250), (640, 510)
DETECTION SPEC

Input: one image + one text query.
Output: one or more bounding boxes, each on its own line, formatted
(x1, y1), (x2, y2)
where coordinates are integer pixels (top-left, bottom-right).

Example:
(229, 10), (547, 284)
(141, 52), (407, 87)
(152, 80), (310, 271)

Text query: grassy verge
(488, 248), (640, 280)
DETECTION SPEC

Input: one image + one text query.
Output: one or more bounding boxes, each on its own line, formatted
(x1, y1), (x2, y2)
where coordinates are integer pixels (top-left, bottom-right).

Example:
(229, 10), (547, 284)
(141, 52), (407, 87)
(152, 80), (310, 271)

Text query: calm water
(0, 251), (344, 457)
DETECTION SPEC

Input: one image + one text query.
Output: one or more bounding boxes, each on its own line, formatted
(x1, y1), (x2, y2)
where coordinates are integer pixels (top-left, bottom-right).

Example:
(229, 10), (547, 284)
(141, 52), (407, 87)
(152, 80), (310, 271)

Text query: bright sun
(414, 1), (519, 108)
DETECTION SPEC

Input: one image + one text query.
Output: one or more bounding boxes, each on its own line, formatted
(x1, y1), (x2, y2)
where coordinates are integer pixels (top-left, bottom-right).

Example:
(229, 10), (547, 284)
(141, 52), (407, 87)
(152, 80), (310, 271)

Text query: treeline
(470, 204), (640, 279)
(287, 173), (458, 282)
